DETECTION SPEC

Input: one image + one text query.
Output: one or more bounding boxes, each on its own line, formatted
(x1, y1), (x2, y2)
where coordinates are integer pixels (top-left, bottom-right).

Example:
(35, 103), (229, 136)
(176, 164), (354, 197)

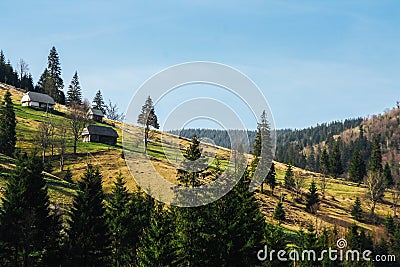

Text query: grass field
(0, 84), (396, 237)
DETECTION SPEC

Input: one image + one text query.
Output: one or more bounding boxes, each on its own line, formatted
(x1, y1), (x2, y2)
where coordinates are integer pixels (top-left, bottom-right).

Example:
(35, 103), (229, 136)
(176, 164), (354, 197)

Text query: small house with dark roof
(21, 91), (55, 110)
(81, 125), (118, 146)
(87, 108), (104, 122)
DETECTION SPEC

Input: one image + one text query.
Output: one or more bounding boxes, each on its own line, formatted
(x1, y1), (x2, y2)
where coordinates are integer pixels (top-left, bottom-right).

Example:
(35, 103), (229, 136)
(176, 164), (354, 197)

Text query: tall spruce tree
(330, 140), (343, 178)
(92, 90), (105, 113)
(368, 135), (383, 173)
(348, 150), (366, 184)
(137, 96), (159, 153)
(173, 171), (266, 266)
(383, 162), (394, 188)
(66, 71), (82, 105)
(320, 148), (330, 176)
(137, 203), (175, 267)
(284, 163), (295, 189)
(351, 197), (363, 221)
(0, 153), (61, 266)
(46, 46), (64, 103)
(0, 91), (16, 156)
(305, 180), (319, 214)
(177, 135), (207, 187)
(106, 173), (135, 266)
(66, 165), (111, 266)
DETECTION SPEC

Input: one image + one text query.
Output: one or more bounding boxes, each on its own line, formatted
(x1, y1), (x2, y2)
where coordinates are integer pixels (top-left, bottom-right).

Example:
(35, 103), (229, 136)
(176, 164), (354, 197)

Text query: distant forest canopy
(169, 118), (363, 155)
(168, 128), (257, 151)
(173, 107), (400, 178)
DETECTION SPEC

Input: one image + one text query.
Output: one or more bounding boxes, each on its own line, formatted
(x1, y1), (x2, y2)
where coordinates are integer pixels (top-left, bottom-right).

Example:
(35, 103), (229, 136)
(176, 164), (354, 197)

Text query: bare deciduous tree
(69, 103), (87, 155)
(364, 171), (386, 217)
(293, 173), (306, 200)
(56, 121), (69, 171)
(17, 59), (29, 82)
(105, 99), (125, 122)
(36, 122), (51, 163)
(319, 175), (327, 199)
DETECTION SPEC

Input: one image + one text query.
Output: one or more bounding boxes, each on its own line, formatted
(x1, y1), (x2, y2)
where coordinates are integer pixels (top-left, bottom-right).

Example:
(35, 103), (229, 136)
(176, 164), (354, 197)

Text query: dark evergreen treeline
(275, 118), (363, 169)
(1, 152), (398, 266)
(0, 50), (34, 91)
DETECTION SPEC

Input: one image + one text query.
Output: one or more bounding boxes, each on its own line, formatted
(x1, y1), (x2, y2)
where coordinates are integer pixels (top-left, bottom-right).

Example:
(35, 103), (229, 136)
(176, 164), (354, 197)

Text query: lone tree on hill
(137, 96), (159, 154)
(66, 71), (82, 105)
(0, 91), (16, 156)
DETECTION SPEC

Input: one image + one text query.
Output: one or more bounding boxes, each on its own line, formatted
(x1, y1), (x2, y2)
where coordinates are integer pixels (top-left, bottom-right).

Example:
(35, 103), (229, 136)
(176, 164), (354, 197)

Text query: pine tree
(137, 203), (175, 267)
(137, 96), (159, 153)
(368, 135), (383, 173)
(330, 140), (343, 178)
(0, 153), (61, 266)
(348, 150), (366, 184)
(284, 163), (295, 189)
(273, 201), (285, 224)
(35, 68), (50, 93)
(351, 197), (363, 221)
(66, 164), (111, 266)
(66, 71), (82, 105)
(305, 180), (319, 214)
(320, 148), (330, 176)
(0, 91), (16, 156)
(46, 46), (64, 102)
(92, 90), (105, 113)
(127, 189), (155, 265)
(106, 173), (136, 266)
(383, 162), (393, 188)
(173, 171), (266, 266)
(266, 162), (276, 195)
(177, 135), (207, 187)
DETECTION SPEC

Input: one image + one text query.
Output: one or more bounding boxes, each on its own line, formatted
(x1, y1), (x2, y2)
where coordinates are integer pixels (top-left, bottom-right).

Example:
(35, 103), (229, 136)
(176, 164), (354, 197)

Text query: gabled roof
(22, 91), (55, 105)
(82, 125), (118, 138)
(88, 108), (104, 117)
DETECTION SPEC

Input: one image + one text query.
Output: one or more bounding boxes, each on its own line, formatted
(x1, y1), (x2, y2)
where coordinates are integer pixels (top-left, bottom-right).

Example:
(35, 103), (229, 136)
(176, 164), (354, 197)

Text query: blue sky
(0, 0), (399, 129)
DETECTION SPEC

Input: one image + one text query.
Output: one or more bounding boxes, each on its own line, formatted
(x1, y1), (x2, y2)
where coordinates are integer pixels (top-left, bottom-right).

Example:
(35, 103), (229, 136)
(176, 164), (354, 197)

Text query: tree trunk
(60, 153), (64, 171)
(73, 139), (77, 155)
(143, 125), (149, 154)
(371, 201), (376, 218)
(260, 182), (263, 194)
